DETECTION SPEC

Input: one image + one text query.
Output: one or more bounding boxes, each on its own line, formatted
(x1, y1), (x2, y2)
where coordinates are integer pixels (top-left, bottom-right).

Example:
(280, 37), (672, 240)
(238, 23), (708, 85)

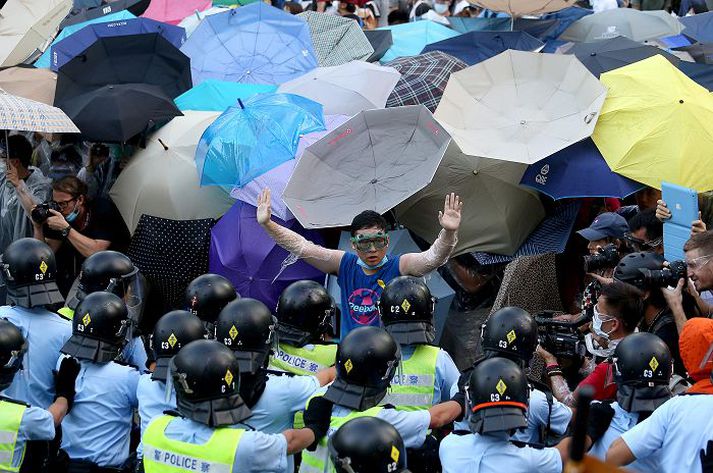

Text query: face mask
(592, 305), (615, 342)
(585, 333), (623, 358)
(65, 202), (80, 223)
(434, 2), (449, 13)
(357, 255), (389, 270)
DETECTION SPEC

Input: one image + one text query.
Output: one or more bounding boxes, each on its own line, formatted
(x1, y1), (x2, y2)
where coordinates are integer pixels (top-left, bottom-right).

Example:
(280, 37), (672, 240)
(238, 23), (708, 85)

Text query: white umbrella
(277, 61), (401, 116)
(0, 89), (79, 133)
(109, 111), (234, 233)
(434, 50), (606, 164)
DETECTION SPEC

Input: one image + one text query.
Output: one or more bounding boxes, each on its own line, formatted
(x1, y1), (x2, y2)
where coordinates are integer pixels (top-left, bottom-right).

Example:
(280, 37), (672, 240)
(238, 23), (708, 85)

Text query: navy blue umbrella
(520, 138), (642, 201)
(678, 60), (713, 91)
(421, 31), (543, 66)
(541, 6), (593, 40)
(446, 17), (560, 40)
(681, 11), (713, 43)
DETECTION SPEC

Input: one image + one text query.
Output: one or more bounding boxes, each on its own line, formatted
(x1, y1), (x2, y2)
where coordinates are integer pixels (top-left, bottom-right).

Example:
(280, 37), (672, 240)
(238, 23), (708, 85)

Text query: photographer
(538, 281), (644, 407)
(625, 208), (663, 255)
(32, 176), (130, 296)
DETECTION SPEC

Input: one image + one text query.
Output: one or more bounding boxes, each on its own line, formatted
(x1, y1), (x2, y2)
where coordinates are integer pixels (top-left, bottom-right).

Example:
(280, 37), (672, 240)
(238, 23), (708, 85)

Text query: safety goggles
(623, 232), (662, 252)
(350, 232), (389, 252)
(687, 253), (713, 271)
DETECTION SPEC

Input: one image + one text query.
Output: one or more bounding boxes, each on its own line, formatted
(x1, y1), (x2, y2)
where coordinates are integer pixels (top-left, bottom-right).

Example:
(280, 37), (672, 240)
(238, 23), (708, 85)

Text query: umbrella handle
(157, 139), (169, 151)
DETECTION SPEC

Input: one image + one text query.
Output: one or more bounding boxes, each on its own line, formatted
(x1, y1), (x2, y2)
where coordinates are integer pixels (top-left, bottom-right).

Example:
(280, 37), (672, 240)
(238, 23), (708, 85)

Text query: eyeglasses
(687, 253), (713, 271)
(350, 233), (389, 252)
(54, 197), (77, 210)
(624, 232), (662, 252)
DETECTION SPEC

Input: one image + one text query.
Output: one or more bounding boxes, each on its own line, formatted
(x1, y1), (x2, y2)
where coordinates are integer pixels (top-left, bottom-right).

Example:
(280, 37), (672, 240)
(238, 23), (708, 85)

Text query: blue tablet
(661, 181), (698, 262)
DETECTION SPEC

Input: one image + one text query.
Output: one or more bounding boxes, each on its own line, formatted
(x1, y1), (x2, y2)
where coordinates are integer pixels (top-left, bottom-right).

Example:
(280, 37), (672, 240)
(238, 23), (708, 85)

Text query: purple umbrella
(209, 200), (326, 311)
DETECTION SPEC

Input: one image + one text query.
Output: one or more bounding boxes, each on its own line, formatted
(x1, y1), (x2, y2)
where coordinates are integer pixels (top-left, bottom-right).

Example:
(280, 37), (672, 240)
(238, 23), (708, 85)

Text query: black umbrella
(364, 30), (392, 63)
(675, 43), (713, 65)
(678, 61), (713, 91)
(61, 83), (182, 142)
(565, 36), (680, 78)
(60, 0), (151, 28)
(55, 32), (191, 107)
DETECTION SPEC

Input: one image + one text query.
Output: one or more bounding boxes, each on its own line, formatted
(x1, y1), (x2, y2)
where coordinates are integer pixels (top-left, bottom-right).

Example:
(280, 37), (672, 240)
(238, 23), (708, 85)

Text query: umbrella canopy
(47, 18), (186, 72)
(541, 6), (593, 39)
(0, 89), (79, 133)
(592, 55), (713, 192)
(565, 36), (680, 77)
(422, 31), (544, 66)
(676, 43), (713, 64)
(55, 32), (192, 108)
(110, 111), (233, 233)
(196, 93), (325, 187)
(230, 114), (350, 221)
(34, 10), (137, 69)
(395, 142), (545, 256)
(180, 3), (318, 86)
(175, 80), (277, 111)
(364, 29), (392, 62)
(60, 0), (150, 28)
(59, 83), (183, 142)
(178, 6), (230, 37)
(470, 0), (577, 16)
(435, 50), (607, 164)
(283, 105), (451, 229)
(680, 11), (713, 43)
(141, 0), (212, 25)
(378, 21), (460, 64)
(384, 51), (467, 113)
(678, 61), (713, 91)
(0, 0), (72, 67)
(297, 11), (374, 67)
(209, 200), (326, 311)
(559, 9), (683, 42)
(0, 66), (57, 104)
(520, 138), (643, 199)
(277, 61), (401, 116)
(446, 17), (560, 39)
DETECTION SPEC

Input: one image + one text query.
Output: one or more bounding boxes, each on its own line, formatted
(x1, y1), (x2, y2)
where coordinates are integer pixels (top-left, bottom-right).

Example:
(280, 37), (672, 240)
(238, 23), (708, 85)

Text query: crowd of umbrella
(2, 0), (713, 312)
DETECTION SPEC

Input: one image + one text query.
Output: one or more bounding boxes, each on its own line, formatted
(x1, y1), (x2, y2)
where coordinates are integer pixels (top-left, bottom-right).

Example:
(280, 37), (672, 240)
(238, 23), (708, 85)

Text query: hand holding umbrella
(438, 193), (463, 232)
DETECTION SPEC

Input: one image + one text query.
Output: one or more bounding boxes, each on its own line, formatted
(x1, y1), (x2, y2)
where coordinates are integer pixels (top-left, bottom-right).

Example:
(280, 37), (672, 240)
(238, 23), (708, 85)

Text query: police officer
(142, 339), (325, 473)
(451, 307), (572, 446)
(379, 276), (459, 410)
(329, 417), (411, 473)
(185, 273), (238, 335)
(270, 280), (337, 376)
(58, 291), (139, 472)
(0, 237), (71, 409)
(299, 326), (463, 473)
(589, 332), (672, 472)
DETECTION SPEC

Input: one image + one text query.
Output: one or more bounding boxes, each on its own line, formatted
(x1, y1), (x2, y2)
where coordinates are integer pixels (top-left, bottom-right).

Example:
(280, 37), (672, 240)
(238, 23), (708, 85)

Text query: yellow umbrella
(592, 55), (713, 192)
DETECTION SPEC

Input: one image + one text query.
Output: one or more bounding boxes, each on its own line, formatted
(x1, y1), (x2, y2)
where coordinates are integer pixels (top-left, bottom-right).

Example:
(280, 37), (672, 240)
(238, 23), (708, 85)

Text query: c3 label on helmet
(401, 299), (411, 313)
(39, 260), (48, 274)
(377, 279), (386, 289)
(229, 325), (238, 340)
(224, 369), (234, 386)
(391, 445), (400, 463)
(167, 333), (178, 348)
(506, 330), (516, 345)
(82, 313), (91, 326)
(344, 358), (353, 373)
(649, 356), (659, 371)
(496, 379), (507, 396)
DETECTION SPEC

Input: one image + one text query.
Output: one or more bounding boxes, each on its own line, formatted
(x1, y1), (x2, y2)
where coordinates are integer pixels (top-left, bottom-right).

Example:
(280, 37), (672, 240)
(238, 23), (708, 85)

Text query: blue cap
(577, 212), (628, 241)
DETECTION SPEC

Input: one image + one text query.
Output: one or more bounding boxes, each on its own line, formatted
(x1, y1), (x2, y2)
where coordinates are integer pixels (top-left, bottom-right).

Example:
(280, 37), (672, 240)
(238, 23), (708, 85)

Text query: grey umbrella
(283, 105), (451, 229)
(559, 8), (682, 42)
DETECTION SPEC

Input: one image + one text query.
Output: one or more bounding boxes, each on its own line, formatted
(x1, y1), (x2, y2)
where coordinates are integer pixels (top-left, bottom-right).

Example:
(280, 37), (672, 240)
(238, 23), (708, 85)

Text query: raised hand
(256, 188), (273, 226)
(438, 193), (463, 232)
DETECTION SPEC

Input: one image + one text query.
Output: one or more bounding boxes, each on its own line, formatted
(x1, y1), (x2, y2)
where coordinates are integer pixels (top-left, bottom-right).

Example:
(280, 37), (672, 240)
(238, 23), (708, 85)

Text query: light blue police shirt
(388, 345), (460, 405)
(1, 399), (55, 470)
(0, 305), (72, 408)
(589, 401), (660, 473)
(60, 358), (140, 467)
(136, 373), (176, 458)
(621, 395), (713, 473)
(439, 431), (562, 473)
(121, 336), (148, 371)
(330, 404), (431, 449)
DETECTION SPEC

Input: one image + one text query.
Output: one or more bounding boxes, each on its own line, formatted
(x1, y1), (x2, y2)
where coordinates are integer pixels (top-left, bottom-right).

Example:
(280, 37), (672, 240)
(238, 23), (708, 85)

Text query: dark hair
(600, 281), (644, 333)
(684, 230), (713, 255)
(388, 9), (409, 24)
(52, 176), (88, 198)
(628, 209), (662, 241)
(7, 135), (32, 169)
(283, 1), (303, 13)
(350, 210), (388, 236)
(90, 143), (110, 158)
(344, 2), (356, 12)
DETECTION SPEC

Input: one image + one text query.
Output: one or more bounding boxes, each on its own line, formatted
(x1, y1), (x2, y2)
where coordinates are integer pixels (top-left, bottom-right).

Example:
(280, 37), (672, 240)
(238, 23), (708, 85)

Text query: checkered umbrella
(0, 89), (79, 133)
(298, 11), (374, 67)
(384, 51), (467, 113)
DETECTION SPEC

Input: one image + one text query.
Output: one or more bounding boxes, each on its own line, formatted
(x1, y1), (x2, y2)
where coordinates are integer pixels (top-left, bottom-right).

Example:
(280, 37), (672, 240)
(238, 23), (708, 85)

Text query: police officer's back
(0, 238), (70, 408)
(329, 417), (412, 473)
(184, 273), (238, 335)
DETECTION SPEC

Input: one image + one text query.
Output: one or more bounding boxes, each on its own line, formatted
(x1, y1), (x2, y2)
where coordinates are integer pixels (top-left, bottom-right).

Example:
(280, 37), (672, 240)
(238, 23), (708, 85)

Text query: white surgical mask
(434, 2), (449, 13)
(592, 304), (615, 342)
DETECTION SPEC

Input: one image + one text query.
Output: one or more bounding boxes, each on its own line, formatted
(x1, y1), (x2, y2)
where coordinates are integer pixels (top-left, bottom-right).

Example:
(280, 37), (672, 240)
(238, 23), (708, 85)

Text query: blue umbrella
(48, 18), (186, 71)
(34, 10), (136, 68)
(175, 80), (277, 111)
(541, 6), (593, 40)
(180, 3), (318, 85)
(446, 17), (560, 40)
(378, 21), (460, 64)
(196, 93), (325, 187)
(421, 31), (543, 66)
(678, 60), (713, 91)
(657, 34), (693, 49)
(520, 138), (643, 200)
(680, 11), (713, 43)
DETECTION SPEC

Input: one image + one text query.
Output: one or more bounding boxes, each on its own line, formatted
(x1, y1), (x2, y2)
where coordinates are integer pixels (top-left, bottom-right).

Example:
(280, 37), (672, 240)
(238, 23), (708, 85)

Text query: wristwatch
(61, 225), (72, 239)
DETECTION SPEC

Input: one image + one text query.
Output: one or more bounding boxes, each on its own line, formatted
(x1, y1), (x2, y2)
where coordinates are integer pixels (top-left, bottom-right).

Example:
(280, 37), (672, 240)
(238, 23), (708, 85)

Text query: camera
(31, 201), (60, 224)
(535, 311), (590, 359)
(640, 260), (688, 288)
(583, 244), (620, 273)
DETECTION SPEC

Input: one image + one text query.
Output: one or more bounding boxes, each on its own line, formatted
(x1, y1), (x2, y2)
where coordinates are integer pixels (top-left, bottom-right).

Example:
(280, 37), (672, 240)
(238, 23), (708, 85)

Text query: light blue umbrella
(175, 80), (277, 111)
(180, 2), (318, 85)
(34, 10), (136, 68)
(378, 21), (460, 64)
(196, 93), (325, 187)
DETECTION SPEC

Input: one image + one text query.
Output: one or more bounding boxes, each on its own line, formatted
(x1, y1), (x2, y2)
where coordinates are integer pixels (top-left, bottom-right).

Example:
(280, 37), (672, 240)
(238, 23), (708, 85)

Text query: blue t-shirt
(337, 252), (401, 338)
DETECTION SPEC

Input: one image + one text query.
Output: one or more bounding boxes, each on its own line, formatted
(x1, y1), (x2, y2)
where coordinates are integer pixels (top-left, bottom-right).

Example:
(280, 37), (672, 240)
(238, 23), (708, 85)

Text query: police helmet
(378, 276), (435, 346)
(185, 274), (238, 327)
(0, 238), (63, 308)
(466, 357), (529, 434)
(67, 250), (138, 310)
(215, 298), (276, 375)
(61, 291), (129, 363)
(324, 326), (401, 411)
(613, 332), (673, 413)
(170, 339), (251, 427)
(0, 319), (26, 390)
(276, 280), (336, 347)
(613, 252), (664, 291)
(329, 417), (410, 473)
(481, 307), (538, 365)
(151, 310), (207, 382)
